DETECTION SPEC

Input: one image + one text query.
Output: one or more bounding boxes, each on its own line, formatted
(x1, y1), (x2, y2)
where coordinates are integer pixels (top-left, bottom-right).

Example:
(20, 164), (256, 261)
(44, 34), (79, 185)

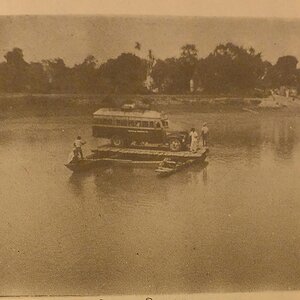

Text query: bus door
(147, 120), (166, 143)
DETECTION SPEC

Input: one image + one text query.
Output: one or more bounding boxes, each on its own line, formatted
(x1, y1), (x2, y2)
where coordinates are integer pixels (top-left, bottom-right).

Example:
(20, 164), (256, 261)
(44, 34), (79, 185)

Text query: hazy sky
(1, 0), (300, 18)
(1, 15), (300, 67)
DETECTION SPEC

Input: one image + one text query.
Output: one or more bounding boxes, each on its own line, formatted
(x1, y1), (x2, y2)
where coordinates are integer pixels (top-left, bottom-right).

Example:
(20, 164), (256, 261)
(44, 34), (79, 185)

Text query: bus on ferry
(92, 107), (189, 151)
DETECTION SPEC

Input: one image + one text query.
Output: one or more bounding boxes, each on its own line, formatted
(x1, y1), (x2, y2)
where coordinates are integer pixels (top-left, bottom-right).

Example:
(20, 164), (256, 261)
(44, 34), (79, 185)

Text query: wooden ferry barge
(65, 145), (209, 176)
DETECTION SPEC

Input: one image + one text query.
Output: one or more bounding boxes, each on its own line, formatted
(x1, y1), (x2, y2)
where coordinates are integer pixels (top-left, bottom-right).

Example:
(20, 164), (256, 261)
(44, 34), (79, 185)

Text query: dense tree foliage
(0, 44), (300, 94)
(98, 53), (148, 94)
(265, 56), (299, 88)
(194, 43), (266, 93)
(2, 48), (28, 92)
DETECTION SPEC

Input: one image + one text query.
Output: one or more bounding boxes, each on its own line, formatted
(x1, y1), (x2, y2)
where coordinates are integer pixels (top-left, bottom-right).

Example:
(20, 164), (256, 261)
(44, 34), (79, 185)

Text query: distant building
(189, 79), (194, 93)
(144, 74), (154, 90)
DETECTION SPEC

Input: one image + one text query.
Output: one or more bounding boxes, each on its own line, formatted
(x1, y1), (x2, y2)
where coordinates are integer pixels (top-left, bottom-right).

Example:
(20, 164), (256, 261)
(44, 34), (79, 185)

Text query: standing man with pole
(73, 136), (86, 160)
(201, 123), (209, 147)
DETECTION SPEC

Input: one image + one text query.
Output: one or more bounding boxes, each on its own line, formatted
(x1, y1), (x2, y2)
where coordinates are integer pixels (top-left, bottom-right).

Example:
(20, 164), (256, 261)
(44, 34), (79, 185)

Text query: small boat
(155, 165), (179, 176)
(155, 158), (195, 177)
(242, 108), (259, 114)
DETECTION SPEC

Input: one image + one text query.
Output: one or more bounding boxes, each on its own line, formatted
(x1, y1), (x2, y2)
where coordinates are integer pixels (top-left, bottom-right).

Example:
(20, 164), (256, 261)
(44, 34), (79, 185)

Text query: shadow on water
(183, 160), (209, 185)
(67, 160), (209, 199)
(68, 171), (90, 196)
(203, 163), (208, 185)
(67, 164), (155, 196)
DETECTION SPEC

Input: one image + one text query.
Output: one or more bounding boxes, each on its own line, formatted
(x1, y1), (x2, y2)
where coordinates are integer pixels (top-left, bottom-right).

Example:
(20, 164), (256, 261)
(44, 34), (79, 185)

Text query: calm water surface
(1, 111), (300, 295)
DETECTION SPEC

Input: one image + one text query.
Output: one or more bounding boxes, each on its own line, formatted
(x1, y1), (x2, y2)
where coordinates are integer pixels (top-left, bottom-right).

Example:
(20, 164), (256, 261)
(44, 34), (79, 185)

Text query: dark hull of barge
(65, 145), (209, 173)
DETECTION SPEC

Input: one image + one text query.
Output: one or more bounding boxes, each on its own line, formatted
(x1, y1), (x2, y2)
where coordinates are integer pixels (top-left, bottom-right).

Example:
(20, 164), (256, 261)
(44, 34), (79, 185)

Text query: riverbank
(1, 93), (300, 118)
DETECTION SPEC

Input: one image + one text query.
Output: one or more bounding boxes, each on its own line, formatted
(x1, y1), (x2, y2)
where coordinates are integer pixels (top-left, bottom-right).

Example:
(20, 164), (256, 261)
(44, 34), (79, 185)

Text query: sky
(0, 1), (300, 66)
(1, 0), (300, 18)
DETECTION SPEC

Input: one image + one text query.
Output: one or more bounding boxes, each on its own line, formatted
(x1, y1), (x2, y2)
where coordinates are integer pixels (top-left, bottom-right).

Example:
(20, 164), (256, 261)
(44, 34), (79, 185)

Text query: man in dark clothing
(201, 123), (209, 147)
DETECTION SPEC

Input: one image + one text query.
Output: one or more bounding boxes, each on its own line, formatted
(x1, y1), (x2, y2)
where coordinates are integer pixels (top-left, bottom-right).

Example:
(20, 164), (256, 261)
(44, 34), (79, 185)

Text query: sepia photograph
(1, 1), (300, 299)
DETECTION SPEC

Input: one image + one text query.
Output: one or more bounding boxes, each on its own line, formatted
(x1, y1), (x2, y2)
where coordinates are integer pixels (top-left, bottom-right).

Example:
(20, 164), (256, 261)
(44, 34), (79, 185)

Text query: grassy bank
(0, 93), (266, 118)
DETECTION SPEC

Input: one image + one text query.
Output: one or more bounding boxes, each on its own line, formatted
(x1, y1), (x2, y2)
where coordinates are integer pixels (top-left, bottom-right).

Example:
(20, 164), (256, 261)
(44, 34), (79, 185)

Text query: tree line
(0, 43), (299, 95)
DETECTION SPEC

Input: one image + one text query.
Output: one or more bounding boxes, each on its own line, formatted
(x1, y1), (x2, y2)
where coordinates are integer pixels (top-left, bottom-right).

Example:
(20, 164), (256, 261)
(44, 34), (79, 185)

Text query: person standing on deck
(201, 123), (209, 147)
(74, 136), (86, 160)
(189, 128), (199, 152)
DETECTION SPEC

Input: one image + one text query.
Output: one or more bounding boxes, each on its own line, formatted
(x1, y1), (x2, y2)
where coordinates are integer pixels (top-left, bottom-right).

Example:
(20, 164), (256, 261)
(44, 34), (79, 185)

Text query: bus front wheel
(168, 138), (182, 152)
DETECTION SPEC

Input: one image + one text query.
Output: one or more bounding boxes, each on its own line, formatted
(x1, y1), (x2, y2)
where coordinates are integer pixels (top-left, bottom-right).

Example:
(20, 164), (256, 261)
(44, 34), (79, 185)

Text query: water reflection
(68, 172), (87, 196)
(260, 118), (297, 160)
(182, 161), (209, 186)
(203, 165), (208, 185)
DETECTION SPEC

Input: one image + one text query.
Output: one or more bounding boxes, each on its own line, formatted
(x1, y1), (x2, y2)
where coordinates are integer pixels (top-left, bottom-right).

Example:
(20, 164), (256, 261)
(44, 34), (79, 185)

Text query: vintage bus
(92, 107), (189, 151)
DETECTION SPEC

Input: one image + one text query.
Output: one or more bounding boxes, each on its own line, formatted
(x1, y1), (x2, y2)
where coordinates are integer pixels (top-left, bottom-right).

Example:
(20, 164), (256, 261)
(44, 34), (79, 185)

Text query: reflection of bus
(92, 108), (189, 151)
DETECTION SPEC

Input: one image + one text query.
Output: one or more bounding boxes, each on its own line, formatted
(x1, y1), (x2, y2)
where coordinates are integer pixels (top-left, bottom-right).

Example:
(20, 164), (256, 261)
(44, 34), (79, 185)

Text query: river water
(1, 111), (300, 296)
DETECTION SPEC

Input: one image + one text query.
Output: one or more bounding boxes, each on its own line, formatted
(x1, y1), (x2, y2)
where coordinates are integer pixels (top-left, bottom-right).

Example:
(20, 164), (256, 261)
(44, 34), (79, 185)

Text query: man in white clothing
(189, 128), (198, 152)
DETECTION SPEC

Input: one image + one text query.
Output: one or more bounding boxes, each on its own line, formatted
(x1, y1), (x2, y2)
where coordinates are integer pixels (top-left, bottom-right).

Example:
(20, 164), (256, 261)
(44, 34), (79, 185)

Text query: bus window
(128, 120), (135, 127)
(135, 121), (141, 127)
(116, 119), (121, 126)
(155, 122), (161, 128)
(120, 119), (127, 126)
(149, 121), (154, 128)
(104, 118), (112, 125)
(141, 121), (149, 127)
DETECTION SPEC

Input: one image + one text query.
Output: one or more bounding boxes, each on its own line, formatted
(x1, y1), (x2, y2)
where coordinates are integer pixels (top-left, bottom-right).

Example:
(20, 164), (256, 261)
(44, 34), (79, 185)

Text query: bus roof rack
(121, 103), (135, 111)
(93, 107), (165, 119)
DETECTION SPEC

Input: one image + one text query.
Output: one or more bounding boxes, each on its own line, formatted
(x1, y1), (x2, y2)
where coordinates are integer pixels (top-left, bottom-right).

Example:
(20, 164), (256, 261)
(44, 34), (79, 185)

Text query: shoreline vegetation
(0, 42), (300, 97)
